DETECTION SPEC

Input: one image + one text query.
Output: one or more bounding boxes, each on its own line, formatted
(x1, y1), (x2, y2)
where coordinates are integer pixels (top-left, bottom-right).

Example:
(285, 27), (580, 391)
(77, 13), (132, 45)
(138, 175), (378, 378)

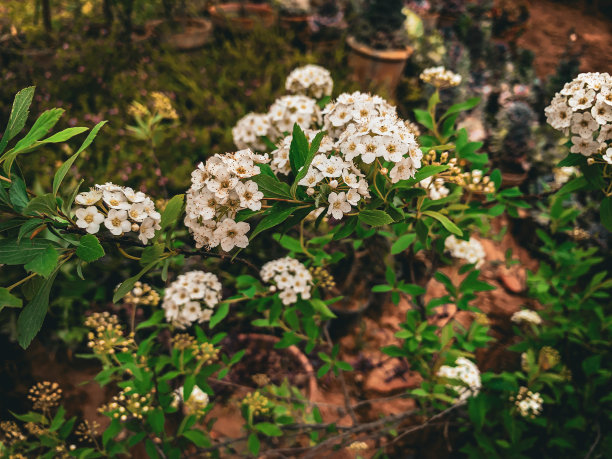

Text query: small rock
(498, 266), (525, 293)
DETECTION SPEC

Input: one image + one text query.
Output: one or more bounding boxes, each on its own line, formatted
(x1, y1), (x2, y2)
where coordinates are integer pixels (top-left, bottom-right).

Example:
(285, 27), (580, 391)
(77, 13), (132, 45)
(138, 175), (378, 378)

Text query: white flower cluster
(437, 357), (481, 401)
(322, 91), (396, 139)
(260, 257), (312, 305)
(74, 183), (161, 244)
(444, 235), (486, 268)
(285, 64), (333, 99)
(419, 176), (450, 200)
(420, 66), (462, 88)
(172, 385), (210, 415)
(297, 152), (371, 220)
(270, 129), (335, 175)
(511, 386), (543, 418)
(268, 95), (321, 137)
(510, 309), (542, 325)
(232, 112), (271, 151)
(184, 149), (268, 251)
(545, 72), (612, 156)
(162, 270), (223, 328)
(552, 166), (579, 187)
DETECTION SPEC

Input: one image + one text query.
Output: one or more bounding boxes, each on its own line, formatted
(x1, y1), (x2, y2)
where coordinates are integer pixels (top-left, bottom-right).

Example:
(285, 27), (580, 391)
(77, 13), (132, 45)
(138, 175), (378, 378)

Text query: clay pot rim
(235, 333), (319, 398)
(208, 2), (276, 17)
(346, 35), (413, 62)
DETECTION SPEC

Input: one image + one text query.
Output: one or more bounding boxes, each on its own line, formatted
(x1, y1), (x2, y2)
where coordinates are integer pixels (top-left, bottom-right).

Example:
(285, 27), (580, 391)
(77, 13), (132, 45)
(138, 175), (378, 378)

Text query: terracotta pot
(147, 17), (213, 50)
(346, 35), (413, 98)
(235, 333), (319, 398)
(208, 3), (276, 32)
(501, 170), (528, 188)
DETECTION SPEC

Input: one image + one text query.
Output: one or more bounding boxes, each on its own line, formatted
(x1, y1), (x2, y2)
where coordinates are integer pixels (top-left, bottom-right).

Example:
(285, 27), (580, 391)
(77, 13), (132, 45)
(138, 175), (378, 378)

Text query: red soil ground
(517, 0), (612, 78)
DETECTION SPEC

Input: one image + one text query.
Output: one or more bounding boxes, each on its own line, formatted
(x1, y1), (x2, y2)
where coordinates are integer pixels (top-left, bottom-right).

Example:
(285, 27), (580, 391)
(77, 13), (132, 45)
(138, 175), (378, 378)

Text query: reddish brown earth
(517, 0), (612, 78)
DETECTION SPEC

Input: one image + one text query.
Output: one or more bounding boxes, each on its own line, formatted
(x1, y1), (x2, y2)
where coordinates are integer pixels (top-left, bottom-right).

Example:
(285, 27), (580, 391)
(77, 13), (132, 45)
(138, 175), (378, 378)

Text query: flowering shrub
(1, 63), (611, 458)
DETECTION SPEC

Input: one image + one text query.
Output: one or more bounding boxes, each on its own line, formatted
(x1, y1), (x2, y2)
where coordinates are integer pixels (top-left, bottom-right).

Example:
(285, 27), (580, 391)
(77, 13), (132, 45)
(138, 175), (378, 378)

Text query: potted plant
(147, 0), (213, 50)
(275, 0), (311, 41)
(347, 0), (413, 97)
(208, 0), (277, 33)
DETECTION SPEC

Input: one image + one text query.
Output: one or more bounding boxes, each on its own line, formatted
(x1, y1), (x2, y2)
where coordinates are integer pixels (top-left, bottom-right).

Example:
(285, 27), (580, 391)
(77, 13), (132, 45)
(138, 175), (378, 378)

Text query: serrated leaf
(140, 242), (164, 266)
(0, 239), (55, 265)
(17, 270), (58, 348)
(9, 177), (28, 211)
(0, 86), (35, 156)
(76, 234), (105, 262)
(23, 193), (57, 216)
(24, 245), (58, 277)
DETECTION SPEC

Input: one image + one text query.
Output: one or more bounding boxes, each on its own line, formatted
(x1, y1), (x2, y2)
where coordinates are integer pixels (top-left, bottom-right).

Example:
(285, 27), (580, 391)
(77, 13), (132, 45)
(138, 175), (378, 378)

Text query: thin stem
(7, 272), (38, 291)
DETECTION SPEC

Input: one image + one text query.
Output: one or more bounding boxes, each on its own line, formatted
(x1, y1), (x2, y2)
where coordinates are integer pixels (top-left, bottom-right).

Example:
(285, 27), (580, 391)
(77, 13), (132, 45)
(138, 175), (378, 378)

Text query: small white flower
(138, 217), (160, 244)
(123, 187), (147, 203)
(104, 209), (132, 236)
(511, 309), (542, 325)
(213, 218), (250, 252)
(75, 189), (102, 206)
(103, 190), (131, 210)
(603, 148), (612, 164)
(234, 180), (263, 211)
(327, 192), (351, 220)
(75, 206), (105, 234)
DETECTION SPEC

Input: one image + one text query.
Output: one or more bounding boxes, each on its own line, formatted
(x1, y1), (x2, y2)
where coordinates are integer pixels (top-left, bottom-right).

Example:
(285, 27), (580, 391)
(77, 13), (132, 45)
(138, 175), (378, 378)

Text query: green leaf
(159, 194), (185, 232)
(113, 262), (158, 303)
(23, 193), (58, 216)
(17, 270), (58, 348)
(248, 433), (260, 455)
(76, 234), (105, 262)
(17, 219), (45, 243)
(289, 123), (309, 175)
(255, 422), (283, 437)
(601, 196), (612, 232)
(182, 429), (210, 447)
(140, 242), (164, 266)
(209, 302), (230, 329)
(53, 120), (107, 195)
(391, 233), (416, 255)
(291, 131), (325, 197)
(148, 409), (165, 435)
(9, 410), (46, 424)
(24, 245), (58, 278)
(0, 287), (23, 311)
(0, 87), (35, 155)
(556, 176), (587, 196)
(251, 173), (292, 199)
(272, 233), (303, 252)
(11, 108), (65, 152)
(358, 209), (394, 227)
(414, 109), (434, 131)
(0, 239), (55, 265)
(422, 210), (462, 236)
(250, 205), (297, 240)
(442, 97), (480, 118)
(311, 298), (337, 319)
(9, 177), (29, 211)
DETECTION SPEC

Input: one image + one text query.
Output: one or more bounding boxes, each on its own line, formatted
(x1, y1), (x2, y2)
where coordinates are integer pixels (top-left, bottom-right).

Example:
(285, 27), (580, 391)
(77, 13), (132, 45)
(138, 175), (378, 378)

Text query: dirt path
(517, 0), (612, 78)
